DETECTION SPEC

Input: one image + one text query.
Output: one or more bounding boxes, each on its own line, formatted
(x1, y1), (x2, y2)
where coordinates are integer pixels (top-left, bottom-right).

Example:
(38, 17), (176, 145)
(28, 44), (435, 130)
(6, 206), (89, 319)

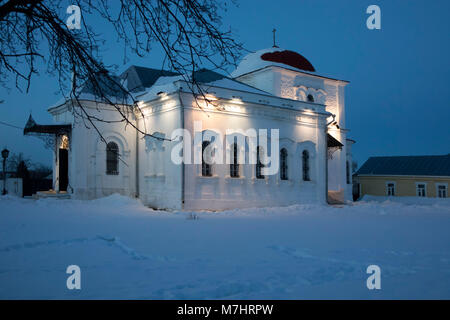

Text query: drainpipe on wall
(178, 89), (185, 210)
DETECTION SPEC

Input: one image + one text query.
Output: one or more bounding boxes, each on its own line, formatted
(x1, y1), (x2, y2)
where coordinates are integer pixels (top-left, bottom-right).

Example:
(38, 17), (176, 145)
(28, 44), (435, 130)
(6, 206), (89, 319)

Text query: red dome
(261, 50), (315, 72)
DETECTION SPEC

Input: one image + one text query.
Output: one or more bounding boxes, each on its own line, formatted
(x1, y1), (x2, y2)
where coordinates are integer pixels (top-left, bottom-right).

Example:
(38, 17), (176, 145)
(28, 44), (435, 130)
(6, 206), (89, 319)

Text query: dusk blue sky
(0, 0), (449, 168)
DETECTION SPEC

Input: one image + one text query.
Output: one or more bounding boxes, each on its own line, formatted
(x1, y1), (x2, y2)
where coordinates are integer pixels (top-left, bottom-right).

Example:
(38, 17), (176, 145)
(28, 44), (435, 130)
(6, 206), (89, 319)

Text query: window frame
(229, 143), (240, 178)
(280, 148), (288, 181)
(436, 183), (448, 198)
(386, 181), (396, 196)
(106, 141), (119, 175)
(201, 140), (212, 177)
(415, 182), (427, 197)
(302, 150), (310, 181)
(255, 146), (265, 179)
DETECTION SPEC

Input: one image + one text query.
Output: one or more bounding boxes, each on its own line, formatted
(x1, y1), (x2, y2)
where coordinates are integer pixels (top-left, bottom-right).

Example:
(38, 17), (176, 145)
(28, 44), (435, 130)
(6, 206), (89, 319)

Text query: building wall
(344, 139), (354, 201)
(47, 71), (344, 210)
(137, 94), (183, 210)
(181, 91), (328, 210)
(236, 69), (275, 96)
(358, 175), (449, 198)
(50, 101), (137, 199)
(236, 66), (352, 202)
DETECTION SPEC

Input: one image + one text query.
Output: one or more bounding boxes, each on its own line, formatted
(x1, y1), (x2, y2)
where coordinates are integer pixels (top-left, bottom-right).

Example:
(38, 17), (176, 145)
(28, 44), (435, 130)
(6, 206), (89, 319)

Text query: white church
(24, 46), (354, 210)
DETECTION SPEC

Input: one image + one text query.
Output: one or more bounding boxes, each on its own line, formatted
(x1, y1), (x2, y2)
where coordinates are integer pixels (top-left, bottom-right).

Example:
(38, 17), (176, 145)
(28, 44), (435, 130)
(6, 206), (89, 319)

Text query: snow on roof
(121, 66), (179, 92)
(137, 68), (272, 102)
(48, 66), (274, 109)
(49, 71), (135, 109)
(136, 75), (183, 102)
(231, 47), (316, 78)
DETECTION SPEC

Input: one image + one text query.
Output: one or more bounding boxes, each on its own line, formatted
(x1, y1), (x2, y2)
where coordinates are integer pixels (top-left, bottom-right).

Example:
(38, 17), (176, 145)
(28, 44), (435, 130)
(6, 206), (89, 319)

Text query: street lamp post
(2, 148), (9, 195)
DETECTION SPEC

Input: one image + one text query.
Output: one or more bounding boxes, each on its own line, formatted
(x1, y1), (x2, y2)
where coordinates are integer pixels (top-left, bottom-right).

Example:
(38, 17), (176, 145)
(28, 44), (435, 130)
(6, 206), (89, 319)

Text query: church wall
(69, 102), (136, 200)
(137, 95), (183, 210)
(236, 69), (275, 96)
(325, 83), (349, 200)
(46, 60), (352, 209)
(236, 66), (351, 203)
(327, 127), (347, 196)
(181, 92), (328, 210)
(344, 139), (354, 201)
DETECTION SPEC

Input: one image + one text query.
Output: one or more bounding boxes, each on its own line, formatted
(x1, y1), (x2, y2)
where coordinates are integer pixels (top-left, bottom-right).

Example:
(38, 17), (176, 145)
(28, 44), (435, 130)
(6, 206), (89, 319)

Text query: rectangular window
(256, 146), (265, 179)
(202, 141), (212, 177)
(437, 185), (448, 198)
(387, 183), (395, 196)
(346, 161), (351, 184)
(416, 183), (426, 197)
(106, 142), (119, 175)
(230, 143), (239, 178)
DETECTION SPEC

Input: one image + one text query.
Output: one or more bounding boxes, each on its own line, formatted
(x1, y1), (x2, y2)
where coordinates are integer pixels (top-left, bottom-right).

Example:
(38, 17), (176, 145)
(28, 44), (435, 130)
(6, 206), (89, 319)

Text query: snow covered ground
(0, 194), (449, 299)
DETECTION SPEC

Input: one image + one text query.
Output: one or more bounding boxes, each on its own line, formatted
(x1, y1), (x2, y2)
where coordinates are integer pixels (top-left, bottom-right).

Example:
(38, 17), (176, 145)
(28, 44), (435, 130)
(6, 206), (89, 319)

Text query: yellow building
(355, 155), (449, 198)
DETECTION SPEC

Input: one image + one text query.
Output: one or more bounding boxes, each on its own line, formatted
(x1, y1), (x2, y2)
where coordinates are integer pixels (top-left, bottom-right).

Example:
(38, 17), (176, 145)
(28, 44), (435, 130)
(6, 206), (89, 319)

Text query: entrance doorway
(58, 148), (68, 192)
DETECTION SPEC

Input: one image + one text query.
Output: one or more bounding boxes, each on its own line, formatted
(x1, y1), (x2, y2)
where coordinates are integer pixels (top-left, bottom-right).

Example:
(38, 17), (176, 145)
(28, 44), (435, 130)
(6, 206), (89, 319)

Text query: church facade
(26, 47), (354, 210)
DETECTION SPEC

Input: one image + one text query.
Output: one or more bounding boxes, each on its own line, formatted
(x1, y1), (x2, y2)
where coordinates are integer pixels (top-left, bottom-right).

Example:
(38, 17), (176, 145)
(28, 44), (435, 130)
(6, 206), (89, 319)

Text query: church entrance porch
(23, 114), (72, 195)
(327, 133), (345, 204)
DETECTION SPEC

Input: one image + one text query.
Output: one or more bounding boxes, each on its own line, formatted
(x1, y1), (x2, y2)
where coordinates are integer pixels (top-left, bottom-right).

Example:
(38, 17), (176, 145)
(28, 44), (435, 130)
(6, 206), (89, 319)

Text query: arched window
(202, 141), (212, 177)
(230, 143), (239, 178)
(346, 161), (351, 184)
(256, 146), (264, 179)
(307, 94), (314, 102)
(302, 150), (310, 181)
(106, 142), (119, 175)
(280, 148), (288, 180)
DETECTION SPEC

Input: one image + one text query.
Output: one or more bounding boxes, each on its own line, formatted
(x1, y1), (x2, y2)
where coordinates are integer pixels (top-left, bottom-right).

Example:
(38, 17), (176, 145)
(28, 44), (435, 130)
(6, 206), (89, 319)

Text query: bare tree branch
(0, 0), (243, 143)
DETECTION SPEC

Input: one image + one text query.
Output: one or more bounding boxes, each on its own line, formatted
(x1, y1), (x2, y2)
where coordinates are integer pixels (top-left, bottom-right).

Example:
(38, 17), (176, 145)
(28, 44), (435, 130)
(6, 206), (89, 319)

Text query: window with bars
(230, 143), (239, 178)
(302, 150), (310, 181)
(280, 148), (288, 180)
(202, 141), (212, 177)
(106, 142), (119, 175)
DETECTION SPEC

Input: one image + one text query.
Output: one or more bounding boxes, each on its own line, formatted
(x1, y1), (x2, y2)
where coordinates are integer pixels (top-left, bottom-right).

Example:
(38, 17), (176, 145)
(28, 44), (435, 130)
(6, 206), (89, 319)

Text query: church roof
(23, 114), (71, 135)
(231, 47), (316, 78)
(79, 71), (130, 101)
(356, 155), (450, 177)
(191, 69), (272, 94)
(121, 66), (178, 92)
(261, 50), (315, 72)
(135, 67), (272, 102)
(49, 66), (273, 109)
